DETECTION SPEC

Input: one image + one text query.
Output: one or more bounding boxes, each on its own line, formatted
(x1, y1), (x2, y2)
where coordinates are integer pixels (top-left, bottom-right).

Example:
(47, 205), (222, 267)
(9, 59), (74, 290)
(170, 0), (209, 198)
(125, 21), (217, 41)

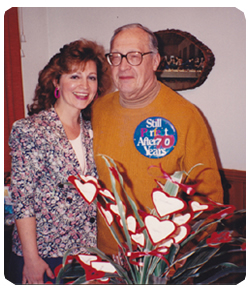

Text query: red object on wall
(4, 7), (25, 172)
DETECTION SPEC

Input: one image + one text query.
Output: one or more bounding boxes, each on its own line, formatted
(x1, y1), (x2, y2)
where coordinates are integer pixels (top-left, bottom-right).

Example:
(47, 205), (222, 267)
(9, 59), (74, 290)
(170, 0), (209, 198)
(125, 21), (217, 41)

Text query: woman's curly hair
(28, 39), (113, 120)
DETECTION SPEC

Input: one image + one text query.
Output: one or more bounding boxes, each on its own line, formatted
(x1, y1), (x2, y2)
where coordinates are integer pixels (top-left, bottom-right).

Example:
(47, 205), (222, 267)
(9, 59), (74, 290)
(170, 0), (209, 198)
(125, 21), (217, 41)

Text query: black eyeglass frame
(105, 51), (153, 66)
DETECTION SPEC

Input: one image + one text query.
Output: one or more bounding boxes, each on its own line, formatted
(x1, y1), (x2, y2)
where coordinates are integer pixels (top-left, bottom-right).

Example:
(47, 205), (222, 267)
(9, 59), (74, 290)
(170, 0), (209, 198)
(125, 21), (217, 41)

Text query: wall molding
(220, 168), (246, 210)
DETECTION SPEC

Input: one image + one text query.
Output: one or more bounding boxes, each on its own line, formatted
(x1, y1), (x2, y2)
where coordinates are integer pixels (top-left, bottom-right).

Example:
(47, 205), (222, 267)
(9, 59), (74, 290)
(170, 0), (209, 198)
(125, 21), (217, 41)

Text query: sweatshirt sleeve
(182, 107), (224, 203)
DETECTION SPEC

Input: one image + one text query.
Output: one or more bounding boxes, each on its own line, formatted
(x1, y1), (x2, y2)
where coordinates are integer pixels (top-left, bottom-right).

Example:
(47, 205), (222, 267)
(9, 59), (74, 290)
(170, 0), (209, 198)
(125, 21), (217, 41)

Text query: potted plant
(54, 156), (246, 285)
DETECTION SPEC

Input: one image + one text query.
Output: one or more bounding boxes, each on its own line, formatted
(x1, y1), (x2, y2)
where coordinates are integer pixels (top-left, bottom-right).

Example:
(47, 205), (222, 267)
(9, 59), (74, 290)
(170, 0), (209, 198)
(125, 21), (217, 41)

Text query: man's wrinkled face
(110, 28), (160, 100)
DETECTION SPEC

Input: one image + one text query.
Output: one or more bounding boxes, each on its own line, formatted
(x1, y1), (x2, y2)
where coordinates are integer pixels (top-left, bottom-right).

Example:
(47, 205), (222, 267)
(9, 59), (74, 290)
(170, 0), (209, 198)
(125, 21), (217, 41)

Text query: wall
(19, 7), (246, 171)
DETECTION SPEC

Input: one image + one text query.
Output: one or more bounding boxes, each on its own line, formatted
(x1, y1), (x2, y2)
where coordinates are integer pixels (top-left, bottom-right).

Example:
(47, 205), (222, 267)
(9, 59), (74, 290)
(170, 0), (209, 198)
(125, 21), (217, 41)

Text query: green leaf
(101, 155), (133, 251)
(194, 262), (239, 277)
(104, 156), (152, 250)
(148, 256), (161, 278)
(167, 243), (180, 266)
(62, 248), (74, 267)
(101, 155), (147, 283)
(56, 263), (75, 284)
(198, 265), (246, 284)
(183, 246), (219, 270)
(125, 194), (144, 227)
(180, 208), (246, 248)
(62, 264), (85, 279)
(149, 274), (167, 284)
(72, 274), (87, 284)
(163, 171), (184, 197)
(214, 246), (246, 259)
(185, 163), (203, 179)
(163, 163), (203, 197)
(171, 246), (219, 281)
(86, 246), (134, 284)
(168, 266), (201, 284)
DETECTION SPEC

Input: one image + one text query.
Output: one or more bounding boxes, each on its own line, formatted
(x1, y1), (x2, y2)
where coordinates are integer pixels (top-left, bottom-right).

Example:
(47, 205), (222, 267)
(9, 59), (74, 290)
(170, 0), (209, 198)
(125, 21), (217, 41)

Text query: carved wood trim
(220, 169), (246, 210)
(154, 28), (215, 91)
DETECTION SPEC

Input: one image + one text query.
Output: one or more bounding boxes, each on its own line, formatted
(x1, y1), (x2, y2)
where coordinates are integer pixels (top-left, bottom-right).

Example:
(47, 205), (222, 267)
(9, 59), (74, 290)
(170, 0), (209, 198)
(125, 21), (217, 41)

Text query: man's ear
(153, 53), (161, 72)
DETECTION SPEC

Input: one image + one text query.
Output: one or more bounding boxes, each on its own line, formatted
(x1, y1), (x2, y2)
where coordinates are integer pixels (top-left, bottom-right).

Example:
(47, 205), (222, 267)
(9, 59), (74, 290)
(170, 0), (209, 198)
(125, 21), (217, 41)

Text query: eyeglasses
(105, 51), (153, 66)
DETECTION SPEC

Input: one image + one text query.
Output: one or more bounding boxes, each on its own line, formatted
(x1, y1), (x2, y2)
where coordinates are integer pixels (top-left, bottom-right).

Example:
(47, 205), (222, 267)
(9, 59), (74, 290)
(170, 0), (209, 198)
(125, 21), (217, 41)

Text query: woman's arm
(15, 217), (54, 284)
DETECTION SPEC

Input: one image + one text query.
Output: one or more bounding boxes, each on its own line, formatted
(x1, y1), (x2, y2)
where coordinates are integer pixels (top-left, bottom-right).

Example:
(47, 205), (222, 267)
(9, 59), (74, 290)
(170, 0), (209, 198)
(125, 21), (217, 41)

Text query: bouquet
(55, 156), (246, 284)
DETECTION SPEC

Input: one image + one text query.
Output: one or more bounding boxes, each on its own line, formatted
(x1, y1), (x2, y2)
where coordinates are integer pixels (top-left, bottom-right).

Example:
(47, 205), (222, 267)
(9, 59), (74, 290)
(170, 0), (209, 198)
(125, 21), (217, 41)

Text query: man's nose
(119, 56), (131, 70)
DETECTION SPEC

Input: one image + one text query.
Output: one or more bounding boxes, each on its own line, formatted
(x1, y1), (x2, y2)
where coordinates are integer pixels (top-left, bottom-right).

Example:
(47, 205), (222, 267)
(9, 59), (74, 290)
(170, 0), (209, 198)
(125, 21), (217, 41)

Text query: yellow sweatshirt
(92, 82), (223, 255)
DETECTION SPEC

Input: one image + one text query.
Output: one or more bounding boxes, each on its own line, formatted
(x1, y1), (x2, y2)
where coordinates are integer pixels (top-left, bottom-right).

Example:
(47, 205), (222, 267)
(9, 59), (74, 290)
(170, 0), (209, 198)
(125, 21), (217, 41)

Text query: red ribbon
(126, 249), (169, 267)
(207, 205), (236, 220)
(148, 164), (199, 195)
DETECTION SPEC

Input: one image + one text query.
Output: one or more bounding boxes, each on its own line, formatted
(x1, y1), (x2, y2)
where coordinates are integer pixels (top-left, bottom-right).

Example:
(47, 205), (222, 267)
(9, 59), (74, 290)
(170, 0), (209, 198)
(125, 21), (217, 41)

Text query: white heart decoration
(145, 215), (176, 245)
(127, 215), (136, 233)
(157, 238), (174, 253)
(109, 203), (126, 216)
(91, 261), (116, 273)
(172, 213), (191, 225)
(131, 233), (145, 247)
(99, 189), (115, 201)
(75, 180), (97, 204)
(158, 238), (174, 248)
(77, 254), (98, 266)
(110, 204), (119, 215)
(152, 190), (186, 217)
(172, 225), (189, 244)
(156, 247), (169, 254)
(79, 175), (100, 187)
(190, 201), (209, 212)
(98, 204), (113, 226)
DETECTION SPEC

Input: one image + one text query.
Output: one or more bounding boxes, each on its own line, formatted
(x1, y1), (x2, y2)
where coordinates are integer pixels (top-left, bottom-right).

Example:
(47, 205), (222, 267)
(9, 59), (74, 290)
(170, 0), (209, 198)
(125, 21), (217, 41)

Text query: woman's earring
(54, 88), (60, 99)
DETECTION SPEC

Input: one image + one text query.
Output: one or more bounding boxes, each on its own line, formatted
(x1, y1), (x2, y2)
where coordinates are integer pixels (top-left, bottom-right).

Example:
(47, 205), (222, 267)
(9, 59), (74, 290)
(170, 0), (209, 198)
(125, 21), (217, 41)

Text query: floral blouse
(9, 108), (97, 258)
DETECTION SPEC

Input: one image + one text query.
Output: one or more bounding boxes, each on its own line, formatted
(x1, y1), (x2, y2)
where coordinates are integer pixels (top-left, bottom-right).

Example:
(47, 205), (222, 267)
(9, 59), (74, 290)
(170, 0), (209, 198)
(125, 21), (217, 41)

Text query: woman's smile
(73, 92), (90, 100)
(55, 60), (98, 111)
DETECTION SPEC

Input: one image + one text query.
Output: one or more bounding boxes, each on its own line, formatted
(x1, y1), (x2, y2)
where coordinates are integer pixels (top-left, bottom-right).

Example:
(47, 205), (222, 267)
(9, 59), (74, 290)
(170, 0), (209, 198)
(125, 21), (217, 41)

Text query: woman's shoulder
(11, 115), (36, 134)
(13, 109), (55, 128)
(9, 109), (59, 150)
(11, 109), (56, 138)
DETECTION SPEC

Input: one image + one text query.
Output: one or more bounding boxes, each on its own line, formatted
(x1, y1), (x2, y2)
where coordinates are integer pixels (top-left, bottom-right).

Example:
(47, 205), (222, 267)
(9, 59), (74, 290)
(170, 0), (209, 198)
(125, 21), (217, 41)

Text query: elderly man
(92, 23), (223, 255)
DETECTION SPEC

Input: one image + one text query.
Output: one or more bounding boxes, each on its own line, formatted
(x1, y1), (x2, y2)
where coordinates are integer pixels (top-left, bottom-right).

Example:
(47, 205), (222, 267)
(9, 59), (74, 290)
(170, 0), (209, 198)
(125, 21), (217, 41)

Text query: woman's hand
(22, 255), (54, 284)
(15, 217), (55, 284)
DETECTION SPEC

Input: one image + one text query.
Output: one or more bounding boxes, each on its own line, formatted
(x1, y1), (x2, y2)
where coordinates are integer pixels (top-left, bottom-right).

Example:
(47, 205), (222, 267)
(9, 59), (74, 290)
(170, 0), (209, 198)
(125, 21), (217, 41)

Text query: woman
(8, 39), (112, 284)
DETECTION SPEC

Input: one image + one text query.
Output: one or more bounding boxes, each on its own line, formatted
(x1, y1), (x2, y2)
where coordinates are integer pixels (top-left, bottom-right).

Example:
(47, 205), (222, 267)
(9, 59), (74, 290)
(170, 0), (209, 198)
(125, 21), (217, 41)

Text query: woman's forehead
(67, 60), (97, 73)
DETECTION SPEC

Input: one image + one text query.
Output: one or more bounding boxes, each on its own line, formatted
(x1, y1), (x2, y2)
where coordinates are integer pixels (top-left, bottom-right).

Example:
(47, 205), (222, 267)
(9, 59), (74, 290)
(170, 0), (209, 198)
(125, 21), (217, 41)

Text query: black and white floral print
(9, 108), (97, 257)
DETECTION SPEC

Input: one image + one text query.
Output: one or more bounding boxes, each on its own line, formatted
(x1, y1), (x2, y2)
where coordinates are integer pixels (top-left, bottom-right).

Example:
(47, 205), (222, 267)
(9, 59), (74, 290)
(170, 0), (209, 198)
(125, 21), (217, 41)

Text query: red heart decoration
(69, 176), (98, 204)
(99, 189), (115, 201)
(77, 254), (98, 265)
(76, 255), (105, 281)
(109, 203), (126, 216)
(190, 201), (209, 212)
(144, 215), (176, 245)
(157, 238), (174, 253)
(78, 174), (101, 188)
(172, 225), (190, 244)
(172, 213), (192, 225)
(126, 215), (137, 233)
(131, 232), (145, 247)
(152, 189), (187, 217)
(98, 202), (113, 226)
(91, 261), (116, 274)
